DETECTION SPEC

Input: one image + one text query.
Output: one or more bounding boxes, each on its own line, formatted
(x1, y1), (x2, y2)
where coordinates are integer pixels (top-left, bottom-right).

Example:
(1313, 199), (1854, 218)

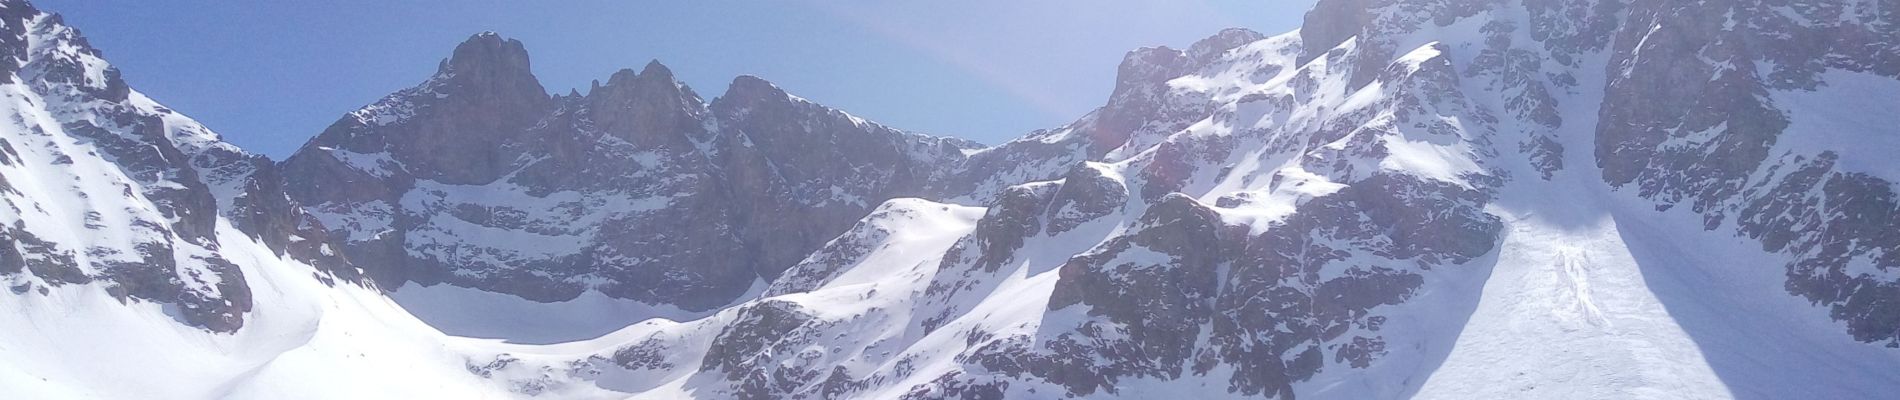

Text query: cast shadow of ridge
(1612, 206), (1900, 399)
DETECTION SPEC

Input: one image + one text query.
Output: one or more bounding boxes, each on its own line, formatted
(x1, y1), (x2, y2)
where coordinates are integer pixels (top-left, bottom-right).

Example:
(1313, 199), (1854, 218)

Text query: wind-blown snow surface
(1417, 172), (1900, 399)
(0, 1), (513, 397)
(7, 0), (1900, 398)
(389, 283), (709, 345)
(0, 224), (512, 399)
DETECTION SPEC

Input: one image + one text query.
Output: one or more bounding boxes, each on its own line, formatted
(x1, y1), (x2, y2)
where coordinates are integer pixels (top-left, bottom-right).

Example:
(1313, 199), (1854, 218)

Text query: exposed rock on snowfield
(0, 0), (358, 334)
(280, 33), (978, 311)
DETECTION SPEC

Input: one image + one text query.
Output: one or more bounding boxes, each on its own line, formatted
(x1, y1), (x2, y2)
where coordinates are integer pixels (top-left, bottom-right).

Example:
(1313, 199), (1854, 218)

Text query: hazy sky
(36, 0), (1316, 157)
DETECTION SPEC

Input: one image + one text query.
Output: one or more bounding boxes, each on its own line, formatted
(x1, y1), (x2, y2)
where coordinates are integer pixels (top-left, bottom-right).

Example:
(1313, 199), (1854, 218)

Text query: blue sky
(36, 0), (1315, 157)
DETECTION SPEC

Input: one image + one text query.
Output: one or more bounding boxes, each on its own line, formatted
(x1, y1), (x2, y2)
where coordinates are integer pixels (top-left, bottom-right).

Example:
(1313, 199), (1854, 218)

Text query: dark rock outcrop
(0, 0), (362, 333)
(280, 33), (978, 310)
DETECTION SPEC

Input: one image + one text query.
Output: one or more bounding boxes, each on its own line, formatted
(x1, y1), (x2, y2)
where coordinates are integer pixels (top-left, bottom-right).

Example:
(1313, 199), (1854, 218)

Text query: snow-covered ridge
(278, 29), (986, 314)
(1, 0), (363, 333)
(0, 1), (473, 398)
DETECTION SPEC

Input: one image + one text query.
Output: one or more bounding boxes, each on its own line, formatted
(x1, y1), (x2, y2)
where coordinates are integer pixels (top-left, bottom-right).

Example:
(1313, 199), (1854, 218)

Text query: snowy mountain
(279, 34), (978, 316)
(0, 1), (530, 397)
(4, 0), (1900, 398)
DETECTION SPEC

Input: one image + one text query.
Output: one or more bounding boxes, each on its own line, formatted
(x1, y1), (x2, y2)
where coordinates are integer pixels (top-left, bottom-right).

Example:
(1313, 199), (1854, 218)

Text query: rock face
(925, 30), (1267, 203)
(1593, 0), (1900, 346)
(467, 0), (1897, 398)
(569, 19), (1522, 397)
(279, 34), (977, 309)
(0, 0), (359, 333)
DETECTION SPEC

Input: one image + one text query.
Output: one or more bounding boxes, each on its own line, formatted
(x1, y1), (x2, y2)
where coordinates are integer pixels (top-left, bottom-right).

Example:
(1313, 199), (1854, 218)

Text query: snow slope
(1416, 175), (1900, 399)
(0, 223), (514, 398)
(6, 0), (1900, 398)
(0, 2), (512, 397)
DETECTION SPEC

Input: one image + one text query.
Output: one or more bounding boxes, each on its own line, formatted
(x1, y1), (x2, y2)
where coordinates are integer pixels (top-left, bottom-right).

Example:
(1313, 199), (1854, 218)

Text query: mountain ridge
(2, 0), (1898, 398)
(279, 32), (982, 311)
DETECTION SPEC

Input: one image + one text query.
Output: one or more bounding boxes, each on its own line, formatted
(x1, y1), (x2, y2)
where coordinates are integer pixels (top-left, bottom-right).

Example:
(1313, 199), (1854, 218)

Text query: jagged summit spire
(720, 74), (788, 102)
(1114, 46), (1190, 88)
(592, 59), (683, 96)
(440, 31), (533, 77)
(1298, 0), (1373, 64)
(640, 59), (674, 80)
(425, 31), (549, 114)
(1187, 28), (1267, 64)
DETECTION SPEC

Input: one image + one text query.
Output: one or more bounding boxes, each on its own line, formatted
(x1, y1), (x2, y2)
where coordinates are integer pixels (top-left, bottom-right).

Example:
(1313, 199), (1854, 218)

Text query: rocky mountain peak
(639, 58), (675, 80)
(1299, 0), (1372, 64)
(592, 59), (681, 92)
(719, 74), (786, 103)
(278, 32), (983, 313)
(585, 60), (710, 145)
(436, 32), (546, 106)
(711, 74), (809, 123)
(440, 32), (535, 82)
(598, 68), (639, 89)
(589, 59), (697, 101)
(13, 0), (1900, 398)
(287, 32), (556, 185)
(5, 5), (128, 102)
(1, 1), (365, 336)
(1111, 46), (1191, 97)
(1068, 46), (1192, 155)
(1186, 27), (1267, 64)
